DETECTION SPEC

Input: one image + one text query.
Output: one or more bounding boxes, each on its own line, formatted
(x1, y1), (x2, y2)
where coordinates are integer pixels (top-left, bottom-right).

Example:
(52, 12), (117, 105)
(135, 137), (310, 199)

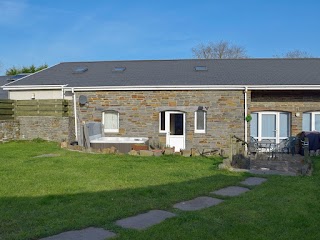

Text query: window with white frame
(195, 110), (206, 133)
(303, 112), (320, 131)
(250, 111), (290, 143)
(102, 111), (119, 133)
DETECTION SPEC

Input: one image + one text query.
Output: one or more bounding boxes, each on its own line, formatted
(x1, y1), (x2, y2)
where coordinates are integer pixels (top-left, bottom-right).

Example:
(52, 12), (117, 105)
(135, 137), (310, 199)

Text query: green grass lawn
(0, 141), (319, 240)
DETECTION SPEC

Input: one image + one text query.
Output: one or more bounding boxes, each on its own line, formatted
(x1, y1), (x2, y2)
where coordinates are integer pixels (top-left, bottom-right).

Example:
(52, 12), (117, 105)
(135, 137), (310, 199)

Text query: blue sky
(0, 0), (319, 74)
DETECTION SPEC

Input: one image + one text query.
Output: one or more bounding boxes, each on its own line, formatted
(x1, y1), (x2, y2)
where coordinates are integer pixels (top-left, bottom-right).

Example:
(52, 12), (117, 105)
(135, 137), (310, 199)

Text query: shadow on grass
(0, 173), (245, 240)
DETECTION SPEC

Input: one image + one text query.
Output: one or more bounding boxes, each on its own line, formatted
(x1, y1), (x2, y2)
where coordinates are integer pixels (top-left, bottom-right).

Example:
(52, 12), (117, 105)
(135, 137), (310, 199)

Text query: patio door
(165, 111), (185, 152)
(251, 112), (290, 143)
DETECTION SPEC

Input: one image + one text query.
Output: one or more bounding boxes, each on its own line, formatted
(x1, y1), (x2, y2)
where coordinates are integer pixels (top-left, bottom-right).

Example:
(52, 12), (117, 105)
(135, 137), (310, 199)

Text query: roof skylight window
(112, 67), (126, 72)
(195, 66), (208, 71)
(73, 67), (88, 73)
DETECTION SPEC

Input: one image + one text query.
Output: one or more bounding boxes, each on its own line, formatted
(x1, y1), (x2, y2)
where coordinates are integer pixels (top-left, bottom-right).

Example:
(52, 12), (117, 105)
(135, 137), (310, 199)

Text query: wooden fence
(0, 99), (71, 119)
(0, 99), (14, 120)
(15, 100), (71, 117)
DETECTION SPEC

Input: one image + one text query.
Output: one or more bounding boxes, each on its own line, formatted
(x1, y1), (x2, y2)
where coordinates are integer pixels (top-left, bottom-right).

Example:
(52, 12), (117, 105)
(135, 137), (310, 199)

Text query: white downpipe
(244, 87), (248, 151)
(61, 86), (64, 99)
(72, 88), (78, 141)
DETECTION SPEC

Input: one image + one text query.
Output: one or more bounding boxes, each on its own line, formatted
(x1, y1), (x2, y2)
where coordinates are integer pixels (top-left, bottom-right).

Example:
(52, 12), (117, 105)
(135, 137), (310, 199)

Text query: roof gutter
(64, 85), (320, 91)
(4, 84), (320, 91)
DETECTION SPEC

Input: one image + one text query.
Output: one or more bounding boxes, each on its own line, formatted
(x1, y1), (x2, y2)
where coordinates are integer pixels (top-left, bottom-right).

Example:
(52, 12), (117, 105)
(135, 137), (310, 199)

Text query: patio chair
(248, 136), (259, 155)
(271, 136), (297, 158)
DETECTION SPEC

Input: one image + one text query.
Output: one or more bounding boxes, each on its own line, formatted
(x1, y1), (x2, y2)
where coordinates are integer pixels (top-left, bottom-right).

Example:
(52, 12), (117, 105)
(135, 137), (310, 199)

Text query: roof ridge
(60, 58), (320, 64)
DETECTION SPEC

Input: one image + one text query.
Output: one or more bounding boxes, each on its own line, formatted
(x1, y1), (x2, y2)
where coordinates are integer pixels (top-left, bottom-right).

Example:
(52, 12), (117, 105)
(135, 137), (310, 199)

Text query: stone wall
(0, 120), (19, 142)
(18, 116), (75, 142)
(76, 90), (245, 154)
(249, 90), (320, 135)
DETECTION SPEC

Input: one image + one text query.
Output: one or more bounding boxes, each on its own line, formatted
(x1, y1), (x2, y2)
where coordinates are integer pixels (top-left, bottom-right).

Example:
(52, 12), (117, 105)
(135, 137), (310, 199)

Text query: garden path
(40, 177), (267, 240)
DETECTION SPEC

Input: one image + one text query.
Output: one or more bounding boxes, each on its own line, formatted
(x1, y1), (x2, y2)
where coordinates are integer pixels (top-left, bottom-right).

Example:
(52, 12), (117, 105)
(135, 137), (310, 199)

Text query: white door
(165, 111), (185, 152)
(251, 112), (290, 144)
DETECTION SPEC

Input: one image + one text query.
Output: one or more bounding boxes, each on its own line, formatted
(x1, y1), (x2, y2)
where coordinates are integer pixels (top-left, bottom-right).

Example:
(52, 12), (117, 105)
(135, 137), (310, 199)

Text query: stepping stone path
(40, 227), (116, 240)
(240, 177), (267, 186)
(116, 210), (176, 230)
(41, 177), (268, 239)
(173, 196), (223, 211)
(211, 186), (250, 197)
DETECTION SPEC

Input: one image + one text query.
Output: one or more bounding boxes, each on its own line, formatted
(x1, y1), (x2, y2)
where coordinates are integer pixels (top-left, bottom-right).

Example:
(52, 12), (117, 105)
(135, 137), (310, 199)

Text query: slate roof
(5, 59), (320, 87)
(0, 76), (9, 99)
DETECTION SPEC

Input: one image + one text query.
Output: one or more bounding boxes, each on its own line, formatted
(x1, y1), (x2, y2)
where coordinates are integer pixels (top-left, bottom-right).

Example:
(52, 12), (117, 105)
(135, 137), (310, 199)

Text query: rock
(60, 141), (68, 148)
(102, 148), (111, 154)
(191, 148), (200, 156)
(301, 164), (308, 175)
(110, 146), (117, 154)
(310, 150), (315, 156)
(128, 150), (138, 156)
(139, 150), (154, 156)
(73, 145), (83, 151)
(181, 150), (191, 157)
(152, 150), (163, 156)
(164, 148), (174, 155)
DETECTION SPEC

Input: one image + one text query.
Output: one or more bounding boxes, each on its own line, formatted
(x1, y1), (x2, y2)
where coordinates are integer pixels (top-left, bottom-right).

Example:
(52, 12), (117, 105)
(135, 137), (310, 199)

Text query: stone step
(40, 227), (116, 240)
(211, 186), (250, 197)
(240, 177), (267, 186)
(116, 210), (176, 230)
(173, 196), (224, 211)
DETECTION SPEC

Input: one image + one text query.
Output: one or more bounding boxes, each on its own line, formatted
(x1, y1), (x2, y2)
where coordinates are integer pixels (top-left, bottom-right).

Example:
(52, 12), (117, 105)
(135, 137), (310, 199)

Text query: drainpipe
(72, 88), (78, 141)
(244, 86), (248, 152)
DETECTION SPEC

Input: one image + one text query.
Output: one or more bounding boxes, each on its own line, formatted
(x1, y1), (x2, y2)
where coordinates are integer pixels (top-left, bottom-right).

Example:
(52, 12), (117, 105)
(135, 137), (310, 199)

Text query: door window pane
(261, 114), (276, 137)
(250, 113), (258, 138)
(170, 113), (183, 135)
(302, 113), (311, 131)
(280, 113), (290, 137)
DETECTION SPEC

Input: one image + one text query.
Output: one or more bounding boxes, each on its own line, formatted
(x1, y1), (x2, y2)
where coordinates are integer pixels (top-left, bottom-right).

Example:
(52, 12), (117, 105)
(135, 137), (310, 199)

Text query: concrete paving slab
(116, 210), (176, 230)
(240, 177), (267, 186)
(173, 196), (224, 211)
(40, 227), (116, 240)
(211, 186), (250, 197)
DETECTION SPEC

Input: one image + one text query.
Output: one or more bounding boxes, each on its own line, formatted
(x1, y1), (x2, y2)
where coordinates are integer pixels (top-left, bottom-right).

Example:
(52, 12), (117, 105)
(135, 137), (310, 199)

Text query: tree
(274, 50), (313, 58)
(6, 64), (48, 76)
(192, 40), (248, 59)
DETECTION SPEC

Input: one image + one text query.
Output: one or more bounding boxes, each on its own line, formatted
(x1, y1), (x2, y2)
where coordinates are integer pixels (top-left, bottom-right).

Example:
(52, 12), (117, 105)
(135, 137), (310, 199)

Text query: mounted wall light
(31, 93), (35, 99)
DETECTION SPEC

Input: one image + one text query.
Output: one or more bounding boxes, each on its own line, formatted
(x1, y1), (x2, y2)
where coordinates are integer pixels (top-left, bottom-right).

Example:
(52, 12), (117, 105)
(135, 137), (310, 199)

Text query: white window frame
(194, 110), (206, 133)
(251, 111), (290, 143)
(102, 111), (119, 133)
(303, 111), (320, 131)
